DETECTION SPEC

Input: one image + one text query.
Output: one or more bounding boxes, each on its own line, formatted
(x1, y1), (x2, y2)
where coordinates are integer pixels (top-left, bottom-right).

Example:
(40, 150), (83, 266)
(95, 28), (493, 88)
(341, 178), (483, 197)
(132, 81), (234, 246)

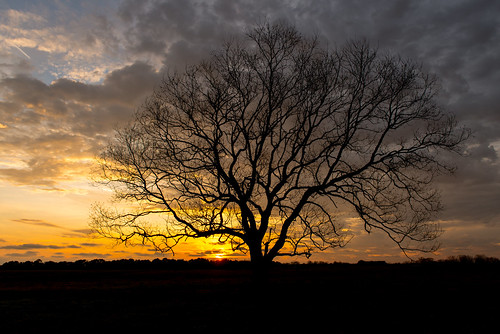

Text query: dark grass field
(1, 258), (499, 333)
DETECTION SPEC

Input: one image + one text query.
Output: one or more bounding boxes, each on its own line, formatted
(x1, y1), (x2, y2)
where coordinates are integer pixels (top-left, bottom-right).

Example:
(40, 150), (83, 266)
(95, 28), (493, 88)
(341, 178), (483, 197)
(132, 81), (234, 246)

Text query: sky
(0, 0), (499, 263)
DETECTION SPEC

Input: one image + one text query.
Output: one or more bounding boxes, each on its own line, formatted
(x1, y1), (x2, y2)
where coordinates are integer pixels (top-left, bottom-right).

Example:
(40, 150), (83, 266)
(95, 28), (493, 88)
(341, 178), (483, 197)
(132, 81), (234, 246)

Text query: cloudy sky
(1, 0), (499, 263)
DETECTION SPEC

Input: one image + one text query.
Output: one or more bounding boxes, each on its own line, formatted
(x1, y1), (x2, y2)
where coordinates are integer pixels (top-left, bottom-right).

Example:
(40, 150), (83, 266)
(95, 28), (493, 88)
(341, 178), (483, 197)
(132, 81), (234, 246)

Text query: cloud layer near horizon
(1, 0), (499, 260)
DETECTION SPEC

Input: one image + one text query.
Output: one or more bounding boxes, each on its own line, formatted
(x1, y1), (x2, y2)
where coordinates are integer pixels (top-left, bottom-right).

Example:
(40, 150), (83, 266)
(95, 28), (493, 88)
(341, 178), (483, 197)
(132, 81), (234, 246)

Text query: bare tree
(91, 22), (468, 265)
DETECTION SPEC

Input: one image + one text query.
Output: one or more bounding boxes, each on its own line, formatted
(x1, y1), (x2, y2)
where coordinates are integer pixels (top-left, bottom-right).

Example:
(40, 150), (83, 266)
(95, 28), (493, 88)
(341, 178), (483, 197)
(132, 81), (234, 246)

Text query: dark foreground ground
(1, 258), (499, 333)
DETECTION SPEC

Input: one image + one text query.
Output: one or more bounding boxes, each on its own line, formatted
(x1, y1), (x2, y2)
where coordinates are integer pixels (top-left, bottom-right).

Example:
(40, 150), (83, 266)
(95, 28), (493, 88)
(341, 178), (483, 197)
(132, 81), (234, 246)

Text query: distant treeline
(1, 254), (499, 270)
(0, 258), (246, 270)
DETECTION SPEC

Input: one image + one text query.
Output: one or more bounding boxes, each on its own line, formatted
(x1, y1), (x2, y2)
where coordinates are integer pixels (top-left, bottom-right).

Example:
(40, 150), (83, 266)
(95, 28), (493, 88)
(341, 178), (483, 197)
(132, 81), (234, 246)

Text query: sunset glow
(1, 0), (499, 264)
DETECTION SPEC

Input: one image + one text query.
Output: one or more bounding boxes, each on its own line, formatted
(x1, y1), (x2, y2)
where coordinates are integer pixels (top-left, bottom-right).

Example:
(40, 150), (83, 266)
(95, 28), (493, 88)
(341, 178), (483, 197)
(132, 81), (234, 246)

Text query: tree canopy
(91, 22), (468, 264)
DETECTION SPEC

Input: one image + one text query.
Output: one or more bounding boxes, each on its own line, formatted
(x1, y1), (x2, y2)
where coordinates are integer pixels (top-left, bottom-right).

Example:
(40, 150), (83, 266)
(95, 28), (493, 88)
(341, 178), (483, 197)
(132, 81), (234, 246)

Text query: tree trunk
(248, 241), (272, 287)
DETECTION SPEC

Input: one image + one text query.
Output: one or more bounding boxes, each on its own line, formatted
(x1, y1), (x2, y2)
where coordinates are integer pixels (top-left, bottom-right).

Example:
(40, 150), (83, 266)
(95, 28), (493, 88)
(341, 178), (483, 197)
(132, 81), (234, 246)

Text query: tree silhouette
(91, 22), (468, 265)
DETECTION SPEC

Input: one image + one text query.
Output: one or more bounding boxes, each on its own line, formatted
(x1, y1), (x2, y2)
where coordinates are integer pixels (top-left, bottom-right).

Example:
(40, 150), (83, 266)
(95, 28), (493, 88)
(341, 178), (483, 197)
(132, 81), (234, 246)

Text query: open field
(1, 258), (499, 333)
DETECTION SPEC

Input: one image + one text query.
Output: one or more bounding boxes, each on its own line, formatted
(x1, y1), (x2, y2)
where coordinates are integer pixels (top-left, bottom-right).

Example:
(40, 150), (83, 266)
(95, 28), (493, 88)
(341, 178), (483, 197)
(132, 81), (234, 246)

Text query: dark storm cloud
(117, 0), (500, 124)
(114, 0), (500, 220)
(2, 0), (497, 189)
(117, 0), (299, 67)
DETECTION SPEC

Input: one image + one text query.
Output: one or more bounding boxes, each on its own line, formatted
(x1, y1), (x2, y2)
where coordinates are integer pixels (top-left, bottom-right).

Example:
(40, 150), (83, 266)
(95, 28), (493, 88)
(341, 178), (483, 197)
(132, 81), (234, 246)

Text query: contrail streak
(7, 41), (31, 59)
